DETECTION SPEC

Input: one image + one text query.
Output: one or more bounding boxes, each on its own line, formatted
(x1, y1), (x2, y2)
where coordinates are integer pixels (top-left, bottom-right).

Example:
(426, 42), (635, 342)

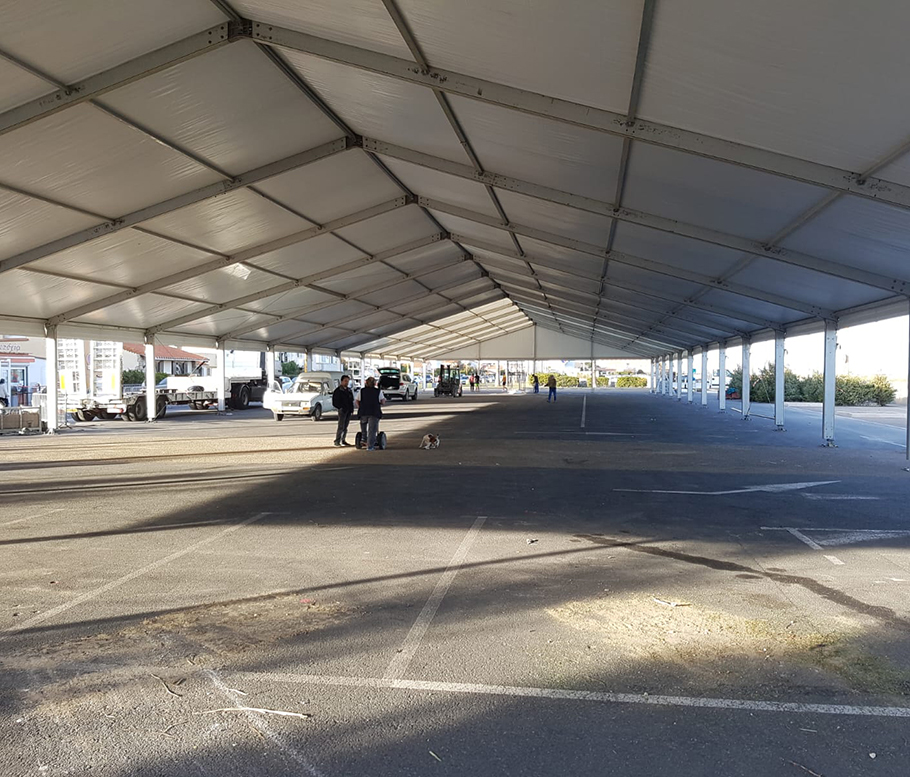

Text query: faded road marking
(2, 512), (271, 636)
(384, 516), (486, 680)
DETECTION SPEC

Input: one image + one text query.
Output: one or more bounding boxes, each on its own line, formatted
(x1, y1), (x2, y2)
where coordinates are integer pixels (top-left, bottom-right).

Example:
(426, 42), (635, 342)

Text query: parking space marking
(2, 511), (271, 637)
(206, 669), (326, 777)
(787, 528), (824, 551)
(384, 516), (486, 680)
(231, 671), (910, 719)
(0, 507), (64, 528)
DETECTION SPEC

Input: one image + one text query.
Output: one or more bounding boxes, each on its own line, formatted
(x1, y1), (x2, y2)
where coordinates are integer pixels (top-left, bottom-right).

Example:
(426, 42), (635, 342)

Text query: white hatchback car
(262, 372), (343, 422)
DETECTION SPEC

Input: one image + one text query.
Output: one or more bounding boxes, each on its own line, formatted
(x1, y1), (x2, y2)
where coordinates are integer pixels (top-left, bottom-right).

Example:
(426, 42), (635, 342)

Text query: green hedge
(616, 376), (647, 388)
(730, 363), (896, 406)
(122, 370), (168, 385)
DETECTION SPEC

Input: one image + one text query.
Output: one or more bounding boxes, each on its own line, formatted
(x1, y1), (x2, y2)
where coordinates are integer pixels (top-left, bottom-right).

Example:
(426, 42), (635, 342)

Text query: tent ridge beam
(0, 23), (237, 138)
(0, 137), (354, 276)
(48, 196), (412, 326)
(427, 198), (834, 318)
(361, 139), (902, 295)
(248, 21), (910, 214)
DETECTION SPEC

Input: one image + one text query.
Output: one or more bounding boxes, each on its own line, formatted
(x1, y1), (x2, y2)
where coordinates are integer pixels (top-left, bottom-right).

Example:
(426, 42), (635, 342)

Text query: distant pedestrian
(0, 378), (8, 407)
(547, 374), (557, 403)
(502, 374), (507, 390)
(469, 374), (475, 392)
(355, 376), (386, 450)
(532, 374), (539, 394)
(332, 374), (354, 447)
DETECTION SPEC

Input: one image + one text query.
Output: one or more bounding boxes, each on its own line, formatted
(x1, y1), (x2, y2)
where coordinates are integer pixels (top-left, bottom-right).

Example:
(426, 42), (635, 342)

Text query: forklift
(434, 364), (463, 397)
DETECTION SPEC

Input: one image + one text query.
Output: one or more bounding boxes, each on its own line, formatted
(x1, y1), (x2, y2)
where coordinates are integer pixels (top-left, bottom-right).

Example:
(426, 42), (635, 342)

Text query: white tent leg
(687, 351), (694, 403)
(742, 339), (751, 419)
(44, 325), (59, 434)
(718, 344), (727, 412)
(907, 308), (910, 461)
(774, 330), (786, 431)
(676, 352), (683, 400)
(266, 346), (276, 386)
(700, 348), (708, 406)
(664, 355), (670, 396)
(216, 342), (227, 412)
(145, 338), (156, 424)
(823, 321), (837, 446)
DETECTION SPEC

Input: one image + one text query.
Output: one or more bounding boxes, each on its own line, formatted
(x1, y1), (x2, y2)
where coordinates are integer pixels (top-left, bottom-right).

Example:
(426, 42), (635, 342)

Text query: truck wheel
(312, 404), (323, 421)
(230, 386), (251, 410)
(274, 413), (284, 422)
(155, 397), (167, 419)
(135, 397), (149, 422)
(100, 411), (118, 420)
(190, 401), (206, 411)
(73, 409), (90, 422)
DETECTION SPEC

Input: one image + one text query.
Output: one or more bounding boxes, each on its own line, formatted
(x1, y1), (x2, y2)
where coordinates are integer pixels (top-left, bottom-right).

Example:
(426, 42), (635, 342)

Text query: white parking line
(206, 669), (326, 777)
(2, 511), (271, 636)
(384, 516), (486, 680)
(0, 507), (65, 528)
(230, 671), (910, 719)
(787, 528), (824, 551)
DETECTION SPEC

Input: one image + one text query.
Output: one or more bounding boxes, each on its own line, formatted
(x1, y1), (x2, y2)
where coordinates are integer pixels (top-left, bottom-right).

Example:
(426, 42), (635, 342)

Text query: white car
(377, 368), (418, 401)
(262, 372), (342, 422)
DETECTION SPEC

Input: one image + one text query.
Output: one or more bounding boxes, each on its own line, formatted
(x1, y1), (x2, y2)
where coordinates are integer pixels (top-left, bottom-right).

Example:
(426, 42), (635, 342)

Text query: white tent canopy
(2, 0), (910, 361)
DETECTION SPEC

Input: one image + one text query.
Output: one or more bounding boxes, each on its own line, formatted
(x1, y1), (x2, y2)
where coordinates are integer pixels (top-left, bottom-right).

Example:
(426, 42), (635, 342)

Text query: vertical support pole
(266, 346), (276, 386)
(591, 341), (596, 391)
(822, 320), (837, 446)
(687, 350), (694, 403)
(216, 341), (226, 412)
(741, 338), (751, 419)
(663, 355), (670, 395)
(700, 348), (708, 406)
(144, 337), (156, 423)
(650, 359), (655, 393)
(774, 330), (786, 430)
(676, 352), (683, 400)
(44, 325), (59, 434)
(305, 348), (312, 372)
(907, 306), (910, 460)
(718, 343), (727, 412)
(360, 353), (366, 385)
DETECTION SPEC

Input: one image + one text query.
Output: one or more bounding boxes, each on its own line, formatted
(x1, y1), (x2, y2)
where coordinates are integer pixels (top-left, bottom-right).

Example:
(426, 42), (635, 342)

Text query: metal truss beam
(0, 23), (236, 138)
(250, 22), (910, 214)
(145, 228), (439, 335)
(319, 289), (507, 352)
(339, 289), (508, 352)
(286, 274), (490, 347)
(222, 249), (464, 340)
(507, 288), (693, 349)
(362, 140), (902, 296)
(512, 292), (685, 350)
(452, 234), (776, 330)
(470, 245), (747, 336)
(422, 321), (537, 360)
(426, 199), (834, 318)
(525, 315), (663, 356)
(48, 197), (411, 325)
(1, 137), (353, 277)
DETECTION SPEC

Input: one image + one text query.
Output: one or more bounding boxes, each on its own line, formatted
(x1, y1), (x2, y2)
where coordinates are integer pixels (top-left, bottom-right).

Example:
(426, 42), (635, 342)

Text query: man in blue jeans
(355, 376), (386, 450)
(547, 374), (557, 402)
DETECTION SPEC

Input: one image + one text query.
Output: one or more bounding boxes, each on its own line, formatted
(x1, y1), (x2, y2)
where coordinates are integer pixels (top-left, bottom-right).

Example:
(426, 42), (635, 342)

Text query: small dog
(419, 433), (441, 450)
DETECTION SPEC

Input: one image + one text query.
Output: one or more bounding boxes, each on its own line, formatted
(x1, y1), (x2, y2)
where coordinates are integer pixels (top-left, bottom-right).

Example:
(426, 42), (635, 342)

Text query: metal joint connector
(228, 19), (253, 40)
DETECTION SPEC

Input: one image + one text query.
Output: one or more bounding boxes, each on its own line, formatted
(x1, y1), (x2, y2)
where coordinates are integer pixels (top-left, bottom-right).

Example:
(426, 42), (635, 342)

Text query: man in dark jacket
(332, 375), (355, 447)
(355, 376), (386, 450)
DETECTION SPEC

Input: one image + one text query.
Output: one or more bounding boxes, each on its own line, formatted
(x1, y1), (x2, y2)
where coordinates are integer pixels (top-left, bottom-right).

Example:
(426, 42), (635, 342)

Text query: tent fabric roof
(2, 1), (910, 361)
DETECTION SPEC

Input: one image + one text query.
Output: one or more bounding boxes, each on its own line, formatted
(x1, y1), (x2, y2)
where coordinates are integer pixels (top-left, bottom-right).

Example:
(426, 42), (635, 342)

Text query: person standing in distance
(547, 374), (557, 403)
(0, 378), (8, 407)
(532, 374), (540, 394)
(332, 374), (354, 447)
(355, 376), (386, 450)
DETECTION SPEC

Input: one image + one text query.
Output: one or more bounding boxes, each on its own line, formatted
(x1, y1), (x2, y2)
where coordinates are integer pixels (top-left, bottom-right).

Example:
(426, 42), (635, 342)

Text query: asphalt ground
(1, 389), (910, 776)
